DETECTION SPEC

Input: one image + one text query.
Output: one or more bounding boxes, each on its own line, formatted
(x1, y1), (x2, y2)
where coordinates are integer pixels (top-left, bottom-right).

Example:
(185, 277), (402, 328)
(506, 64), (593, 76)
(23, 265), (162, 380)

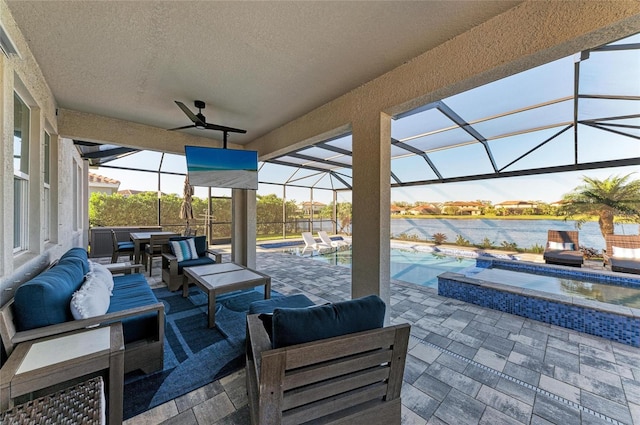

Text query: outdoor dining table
(129, 231), (178, 264)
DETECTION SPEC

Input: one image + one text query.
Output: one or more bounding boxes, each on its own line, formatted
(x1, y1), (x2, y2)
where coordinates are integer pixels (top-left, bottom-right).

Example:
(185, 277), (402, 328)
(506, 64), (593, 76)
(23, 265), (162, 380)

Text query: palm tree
(560, 174), (640, 238)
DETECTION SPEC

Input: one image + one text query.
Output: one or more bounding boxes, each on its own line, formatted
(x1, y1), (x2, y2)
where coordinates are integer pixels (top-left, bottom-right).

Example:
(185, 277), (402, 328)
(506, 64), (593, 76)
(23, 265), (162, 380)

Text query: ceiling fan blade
(174, 101), (205, 127)
(167, 124), (196, 131)
(205, 123), (247, 134)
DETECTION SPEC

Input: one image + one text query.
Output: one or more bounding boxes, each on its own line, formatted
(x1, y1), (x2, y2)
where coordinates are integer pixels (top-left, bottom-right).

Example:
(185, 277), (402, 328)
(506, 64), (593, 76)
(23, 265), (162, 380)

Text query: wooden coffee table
(182, 263), (271, 328)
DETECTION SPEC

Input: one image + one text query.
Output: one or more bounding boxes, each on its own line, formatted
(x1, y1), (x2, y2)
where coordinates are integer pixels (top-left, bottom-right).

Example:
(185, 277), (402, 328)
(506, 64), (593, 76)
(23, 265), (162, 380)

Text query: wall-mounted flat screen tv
(185, 145), (258, 190)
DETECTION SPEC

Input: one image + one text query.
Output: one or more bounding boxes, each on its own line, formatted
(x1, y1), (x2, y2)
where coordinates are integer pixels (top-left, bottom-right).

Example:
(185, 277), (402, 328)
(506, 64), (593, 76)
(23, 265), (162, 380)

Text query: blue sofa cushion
(108, 273), (160, 344)
(271, 295), (385, 349)
(177, 256), (216, 273)
(249, 294), (315, 315)
(60, 247), (90, 275)
(249, 294), (315, 340)
(14, 254), (87, 331)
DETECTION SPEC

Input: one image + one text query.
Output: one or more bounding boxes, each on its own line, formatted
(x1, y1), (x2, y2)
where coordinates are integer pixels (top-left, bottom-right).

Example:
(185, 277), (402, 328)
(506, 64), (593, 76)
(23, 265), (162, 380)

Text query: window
(73, 161), (80, 231)
(43, 131), (50, 241)
(13, 92), (29, 252)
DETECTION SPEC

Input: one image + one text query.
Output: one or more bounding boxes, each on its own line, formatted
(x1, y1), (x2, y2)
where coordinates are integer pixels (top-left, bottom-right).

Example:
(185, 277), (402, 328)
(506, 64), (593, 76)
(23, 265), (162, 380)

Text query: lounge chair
(543, 230), (584, 267)
(301, 231), (331, 250)
(245, 295), (410, 425)
(604, 234), (640, 274)
(318, 230), (348, 247)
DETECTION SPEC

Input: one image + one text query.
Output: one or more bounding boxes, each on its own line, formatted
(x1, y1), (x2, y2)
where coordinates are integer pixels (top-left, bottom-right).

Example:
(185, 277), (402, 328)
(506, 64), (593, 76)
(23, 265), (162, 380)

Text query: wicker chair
(542, 230), (584, 267)
(604, 234), (640, 274)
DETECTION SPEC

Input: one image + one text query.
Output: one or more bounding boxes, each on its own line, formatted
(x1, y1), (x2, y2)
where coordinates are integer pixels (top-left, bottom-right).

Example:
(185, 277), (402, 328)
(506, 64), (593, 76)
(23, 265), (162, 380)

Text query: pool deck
(124, 246), (639, 425)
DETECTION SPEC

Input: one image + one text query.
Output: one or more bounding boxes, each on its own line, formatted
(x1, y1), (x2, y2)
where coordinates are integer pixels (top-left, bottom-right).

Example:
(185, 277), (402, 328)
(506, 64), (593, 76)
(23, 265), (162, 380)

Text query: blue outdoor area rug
(122, 285), (279, 420)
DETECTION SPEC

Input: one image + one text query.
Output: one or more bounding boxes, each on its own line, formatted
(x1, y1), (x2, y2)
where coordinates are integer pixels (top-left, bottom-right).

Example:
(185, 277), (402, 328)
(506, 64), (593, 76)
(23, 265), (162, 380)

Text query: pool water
(464, 267), (640, 309)
(297, 247), (475, 287)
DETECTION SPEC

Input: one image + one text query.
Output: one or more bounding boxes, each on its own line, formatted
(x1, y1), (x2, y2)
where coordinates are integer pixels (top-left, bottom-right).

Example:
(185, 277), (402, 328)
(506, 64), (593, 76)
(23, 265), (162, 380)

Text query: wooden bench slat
(279, 328), (398, 370)
(283, 348), (393, 391)
(282, 382), (388, 425)
(283, 365), (390, 411)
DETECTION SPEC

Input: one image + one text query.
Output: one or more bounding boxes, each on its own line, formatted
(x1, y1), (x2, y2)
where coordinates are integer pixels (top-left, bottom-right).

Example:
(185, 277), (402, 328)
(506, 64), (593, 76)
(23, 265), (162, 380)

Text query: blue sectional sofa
(0, 248), (164, 374)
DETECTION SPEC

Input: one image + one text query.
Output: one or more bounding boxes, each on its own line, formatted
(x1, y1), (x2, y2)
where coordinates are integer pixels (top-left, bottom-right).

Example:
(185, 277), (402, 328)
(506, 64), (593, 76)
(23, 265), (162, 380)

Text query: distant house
(117, 189), (147, 197)
(300, 201), (326, 215)
(88, 172), (120, 195)
(408, 204), (439, 215)
(495, 200), (538, 213)
(390, 205), (405, 215)
(443, 201), (483, 216)
(550, 200), (569, 208)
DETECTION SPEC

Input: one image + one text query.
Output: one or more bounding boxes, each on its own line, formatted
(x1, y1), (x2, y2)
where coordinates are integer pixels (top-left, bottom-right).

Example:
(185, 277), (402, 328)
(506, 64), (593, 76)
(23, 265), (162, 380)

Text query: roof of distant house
(444, 201), (484, 207)
(88, 172), (120, 185)
(495, 200), (537, 206)
(117, 189), (146, 196)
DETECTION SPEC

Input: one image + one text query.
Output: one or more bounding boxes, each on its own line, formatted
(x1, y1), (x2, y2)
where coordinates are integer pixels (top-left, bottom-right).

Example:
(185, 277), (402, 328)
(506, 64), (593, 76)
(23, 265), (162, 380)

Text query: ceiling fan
(168, 100), (246, 147)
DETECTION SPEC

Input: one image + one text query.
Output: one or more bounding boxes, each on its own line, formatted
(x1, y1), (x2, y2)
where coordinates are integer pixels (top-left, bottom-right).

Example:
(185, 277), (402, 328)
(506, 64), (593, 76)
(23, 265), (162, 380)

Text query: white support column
(351, 111), (391, 321)
(231, 188), (256, 269)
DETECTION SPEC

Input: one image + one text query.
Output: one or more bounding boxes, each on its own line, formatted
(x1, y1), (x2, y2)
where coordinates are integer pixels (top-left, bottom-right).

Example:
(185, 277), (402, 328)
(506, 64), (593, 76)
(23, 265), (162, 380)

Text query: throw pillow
(271, 294), (385, 349)
(88, 260), (114, 293)
(170, 238), (198, 262)
(70, 273), (111, 320)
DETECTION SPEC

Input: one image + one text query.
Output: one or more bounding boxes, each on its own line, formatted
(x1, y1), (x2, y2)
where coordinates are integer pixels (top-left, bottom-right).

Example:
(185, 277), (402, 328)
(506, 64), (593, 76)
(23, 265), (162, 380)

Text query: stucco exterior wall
(0, 0), (88, 304)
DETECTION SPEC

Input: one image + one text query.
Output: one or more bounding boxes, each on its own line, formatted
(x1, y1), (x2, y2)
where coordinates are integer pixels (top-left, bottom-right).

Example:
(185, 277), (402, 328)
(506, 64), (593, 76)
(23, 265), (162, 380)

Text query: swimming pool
(287, 245), (487, 287)
(438, 257), (640, 347)
(463, 266), (640, 309)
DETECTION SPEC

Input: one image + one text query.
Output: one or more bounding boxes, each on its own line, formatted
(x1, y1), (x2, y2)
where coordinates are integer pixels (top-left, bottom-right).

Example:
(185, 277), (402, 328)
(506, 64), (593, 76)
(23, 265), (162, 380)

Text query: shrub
(528, 243), (545, 254)
(501, 241), (518, 251)
(432, 233), (447, 244)
(395, 232), (421, 242)
(455, 234), (471, 246)
(480, 237), (494, 249)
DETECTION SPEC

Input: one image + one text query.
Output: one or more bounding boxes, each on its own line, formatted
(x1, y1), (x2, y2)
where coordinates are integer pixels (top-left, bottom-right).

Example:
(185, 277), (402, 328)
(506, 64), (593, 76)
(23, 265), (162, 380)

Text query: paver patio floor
(125, 250), (640, 425)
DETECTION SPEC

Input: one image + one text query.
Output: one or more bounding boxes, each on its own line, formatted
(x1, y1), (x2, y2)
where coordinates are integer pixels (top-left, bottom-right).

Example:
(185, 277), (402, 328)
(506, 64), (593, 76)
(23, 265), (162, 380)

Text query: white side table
(0, 323), (124, 424)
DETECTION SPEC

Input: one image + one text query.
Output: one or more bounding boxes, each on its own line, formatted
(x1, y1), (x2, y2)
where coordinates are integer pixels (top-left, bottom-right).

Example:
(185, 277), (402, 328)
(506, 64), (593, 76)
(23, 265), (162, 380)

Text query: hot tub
(438, 257), (640, 347)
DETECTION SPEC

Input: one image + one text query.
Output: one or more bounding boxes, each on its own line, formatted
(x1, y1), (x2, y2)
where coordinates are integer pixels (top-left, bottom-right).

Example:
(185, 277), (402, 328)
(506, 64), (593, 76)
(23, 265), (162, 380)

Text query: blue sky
(96, 162), (639, 206)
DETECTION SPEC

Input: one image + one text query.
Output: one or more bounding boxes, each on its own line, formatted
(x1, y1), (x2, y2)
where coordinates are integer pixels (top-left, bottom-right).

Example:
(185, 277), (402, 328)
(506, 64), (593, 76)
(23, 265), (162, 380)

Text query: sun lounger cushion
(612, 246), (640, 259)
(548, 241), (574, 250)
(271, 294), (385, 348)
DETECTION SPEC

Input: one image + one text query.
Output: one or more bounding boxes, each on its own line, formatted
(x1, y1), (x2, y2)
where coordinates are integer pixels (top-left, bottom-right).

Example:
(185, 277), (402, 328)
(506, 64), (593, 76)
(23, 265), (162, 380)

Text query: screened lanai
(78, 32), (639, 240)
(264, 32), (639, 188)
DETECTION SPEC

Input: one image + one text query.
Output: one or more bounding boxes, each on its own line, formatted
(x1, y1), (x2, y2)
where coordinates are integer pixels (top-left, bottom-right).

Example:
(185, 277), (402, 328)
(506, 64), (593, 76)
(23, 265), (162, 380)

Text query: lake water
(390, 218), (637, 252)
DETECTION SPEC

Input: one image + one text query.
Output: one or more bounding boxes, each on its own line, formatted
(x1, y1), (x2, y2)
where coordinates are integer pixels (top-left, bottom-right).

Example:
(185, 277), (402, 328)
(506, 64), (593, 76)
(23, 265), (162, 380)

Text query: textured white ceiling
(7, 1), (521, 145)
